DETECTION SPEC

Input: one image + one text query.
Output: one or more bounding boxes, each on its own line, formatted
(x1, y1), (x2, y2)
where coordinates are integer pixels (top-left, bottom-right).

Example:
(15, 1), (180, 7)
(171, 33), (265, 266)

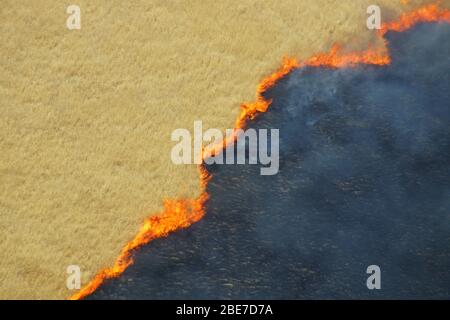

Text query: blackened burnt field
(90, 23), (450, 299)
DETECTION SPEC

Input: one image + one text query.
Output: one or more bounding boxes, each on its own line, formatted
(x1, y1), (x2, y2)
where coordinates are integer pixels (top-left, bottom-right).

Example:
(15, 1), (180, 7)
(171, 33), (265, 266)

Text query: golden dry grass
(0, 0), (446, 299)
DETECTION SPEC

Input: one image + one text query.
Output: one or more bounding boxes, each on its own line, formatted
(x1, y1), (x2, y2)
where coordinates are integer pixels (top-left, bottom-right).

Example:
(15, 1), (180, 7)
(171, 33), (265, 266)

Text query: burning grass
(1, 0), (448, 299)
(70, 2), (450, 300)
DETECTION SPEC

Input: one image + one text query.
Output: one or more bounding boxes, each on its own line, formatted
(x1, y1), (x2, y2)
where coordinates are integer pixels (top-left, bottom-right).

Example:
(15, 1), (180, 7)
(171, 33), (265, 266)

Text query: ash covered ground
(90, 23), (450, 299)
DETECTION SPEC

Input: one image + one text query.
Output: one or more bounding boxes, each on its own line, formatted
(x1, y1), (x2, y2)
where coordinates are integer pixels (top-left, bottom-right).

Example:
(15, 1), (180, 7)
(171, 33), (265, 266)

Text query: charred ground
(89, 23), (450, 299)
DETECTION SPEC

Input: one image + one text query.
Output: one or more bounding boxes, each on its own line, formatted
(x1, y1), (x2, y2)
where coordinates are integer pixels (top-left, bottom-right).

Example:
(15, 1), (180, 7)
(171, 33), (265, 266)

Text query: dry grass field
(0, 0), (446, 299)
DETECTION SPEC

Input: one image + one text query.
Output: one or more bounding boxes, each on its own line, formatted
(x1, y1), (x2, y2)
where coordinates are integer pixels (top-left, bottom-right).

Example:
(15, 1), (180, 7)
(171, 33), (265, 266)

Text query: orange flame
(70, 3), (450, 300)
(304, 44), (390, 68)
(380, 3), (450, 36)
(201, 56), (300, 160)
(69, 167), (210, 300)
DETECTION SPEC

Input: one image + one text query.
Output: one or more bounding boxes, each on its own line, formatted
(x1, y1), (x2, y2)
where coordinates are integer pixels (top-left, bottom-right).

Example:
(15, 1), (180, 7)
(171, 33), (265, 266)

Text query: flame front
(70, 3), (450, 300)
(380, 3), (450, 36)
(69, 167), (211, 300)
